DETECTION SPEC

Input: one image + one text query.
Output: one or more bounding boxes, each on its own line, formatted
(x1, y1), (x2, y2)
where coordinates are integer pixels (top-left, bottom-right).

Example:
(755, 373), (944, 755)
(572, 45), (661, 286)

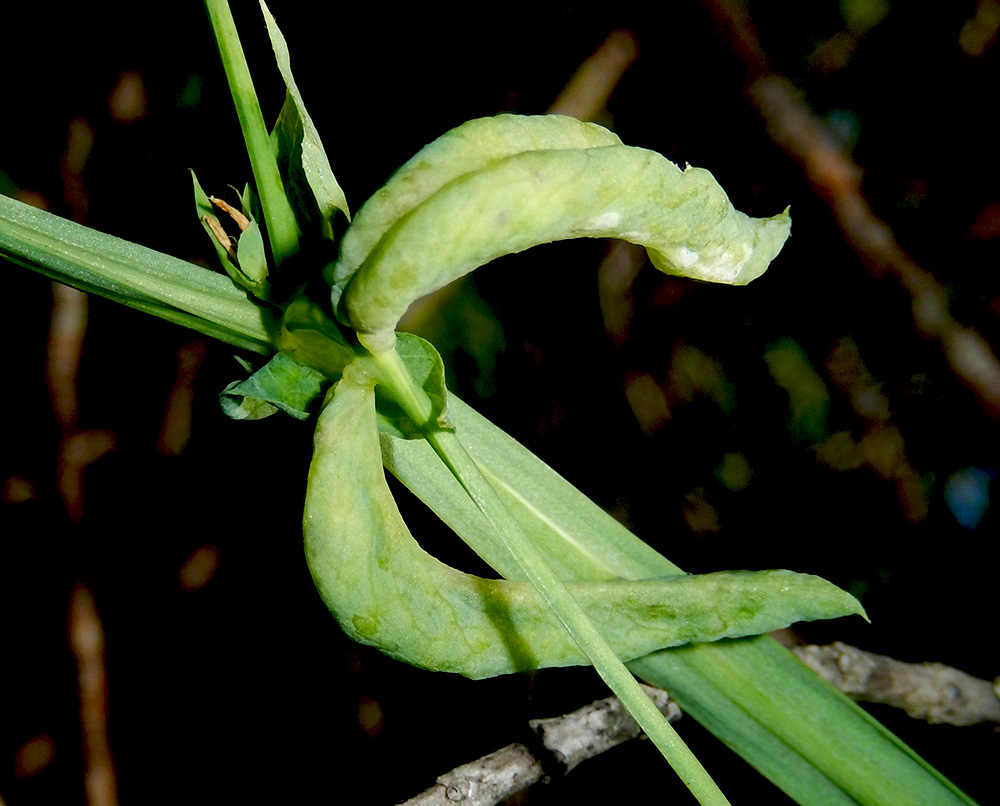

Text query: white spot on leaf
(675, 246), (700, 268)
(591, 211), (622, 229)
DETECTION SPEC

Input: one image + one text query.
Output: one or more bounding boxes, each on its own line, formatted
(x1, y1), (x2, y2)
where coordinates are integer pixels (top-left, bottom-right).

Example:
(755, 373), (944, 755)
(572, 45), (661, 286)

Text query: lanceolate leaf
(262, 0), (350, 240)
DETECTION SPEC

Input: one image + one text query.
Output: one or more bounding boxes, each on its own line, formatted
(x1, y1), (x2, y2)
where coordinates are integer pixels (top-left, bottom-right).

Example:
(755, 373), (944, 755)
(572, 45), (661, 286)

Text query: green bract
(331, 114), (791, 352)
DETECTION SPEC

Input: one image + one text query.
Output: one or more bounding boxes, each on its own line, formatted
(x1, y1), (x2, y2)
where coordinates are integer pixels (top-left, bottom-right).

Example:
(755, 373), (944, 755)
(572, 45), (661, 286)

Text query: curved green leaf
(304, 368), (861, 680)
(381, 388), (974, 806)
(329, 113), (622, 308)
(334, 117), (789, 351)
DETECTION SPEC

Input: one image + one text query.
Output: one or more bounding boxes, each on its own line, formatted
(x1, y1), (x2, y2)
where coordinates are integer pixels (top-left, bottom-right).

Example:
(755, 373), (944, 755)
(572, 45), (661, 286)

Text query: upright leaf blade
(261, 0), (350, 241)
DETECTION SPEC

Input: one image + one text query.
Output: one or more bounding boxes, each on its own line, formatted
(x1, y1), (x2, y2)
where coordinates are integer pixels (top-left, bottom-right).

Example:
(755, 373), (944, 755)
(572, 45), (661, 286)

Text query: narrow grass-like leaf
(381, 387), (976, 806)
(0, 193), (272, 352)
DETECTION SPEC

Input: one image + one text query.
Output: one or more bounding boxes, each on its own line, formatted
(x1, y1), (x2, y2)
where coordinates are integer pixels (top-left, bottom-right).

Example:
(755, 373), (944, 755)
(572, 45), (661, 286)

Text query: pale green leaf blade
(235, 216), (269, 287)
(330, 114), (622, 307)
(306, 372), (861, 683)
(338, 125), (790, 350)
(221, 393), (279, 421)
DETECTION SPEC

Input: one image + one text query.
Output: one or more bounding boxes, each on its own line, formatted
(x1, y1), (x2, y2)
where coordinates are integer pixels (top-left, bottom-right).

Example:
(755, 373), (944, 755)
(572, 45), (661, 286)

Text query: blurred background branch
(793, 642), (1000, 727)
(705, 0), (1000, 418)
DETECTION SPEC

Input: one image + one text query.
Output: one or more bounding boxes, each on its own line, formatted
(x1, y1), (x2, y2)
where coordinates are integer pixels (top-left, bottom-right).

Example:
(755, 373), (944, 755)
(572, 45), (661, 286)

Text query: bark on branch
(704, 0), (1000, 419)
(399, 685), (680, 806)
(793, 642), (1000, 727)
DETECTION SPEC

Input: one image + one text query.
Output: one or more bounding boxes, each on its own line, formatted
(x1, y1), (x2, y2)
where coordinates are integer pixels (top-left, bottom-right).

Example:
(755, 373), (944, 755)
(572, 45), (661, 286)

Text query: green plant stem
(203, 0), (301, 265)
(367, 343), (731, 806)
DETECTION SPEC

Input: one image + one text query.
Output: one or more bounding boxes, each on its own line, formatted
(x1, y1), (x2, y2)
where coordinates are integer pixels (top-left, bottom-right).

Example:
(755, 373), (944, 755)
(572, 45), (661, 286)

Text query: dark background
(2, 1), (998, 803)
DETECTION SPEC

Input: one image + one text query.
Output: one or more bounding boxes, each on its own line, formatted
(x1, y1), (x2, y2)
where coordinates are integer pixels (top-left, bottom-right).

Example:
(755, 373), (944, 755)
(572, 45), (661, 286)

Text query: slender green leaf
(0, 193), (273, 353)
(380, 390), (976, 806)
(261, 0), (349, 241)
